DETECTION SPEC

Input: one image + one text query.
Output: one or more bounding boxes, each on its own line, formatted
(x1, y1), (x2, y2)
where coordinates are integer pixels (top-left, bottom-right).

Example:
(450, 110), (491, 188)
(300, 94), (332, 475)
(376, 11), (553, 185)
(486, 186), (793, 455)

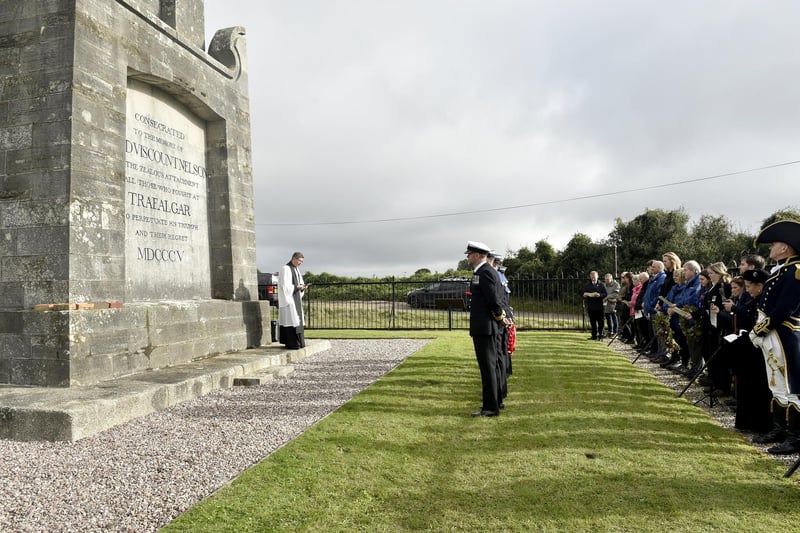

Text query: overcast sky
(204, 1), (800, 277)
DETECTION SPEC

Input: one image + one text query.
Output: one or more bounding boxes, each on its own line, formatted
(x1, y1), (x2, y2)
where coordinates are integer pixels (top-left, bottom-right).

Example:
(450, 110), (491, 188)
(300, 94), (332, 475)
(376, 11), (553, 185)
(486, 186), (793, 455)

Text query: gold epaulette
(783, 256), (800, 280)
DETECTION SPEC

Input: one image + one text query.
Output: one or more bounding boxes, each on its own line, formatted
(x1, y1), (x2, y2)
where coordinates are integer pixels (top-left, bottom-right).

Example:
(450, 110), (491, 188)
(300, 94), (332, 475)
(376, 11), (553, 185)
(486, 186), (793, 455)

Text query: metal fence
(265, 277), (589, 330)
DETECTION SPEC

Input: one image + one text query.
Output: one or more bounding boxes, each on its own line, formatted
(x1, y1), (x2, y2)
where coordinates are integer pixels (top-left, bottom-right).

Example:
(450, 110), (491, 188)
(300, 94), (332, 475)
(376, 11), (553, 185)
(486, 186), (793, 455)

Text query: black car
(406, 279), (471, 310)
(257, 272), (279, 306)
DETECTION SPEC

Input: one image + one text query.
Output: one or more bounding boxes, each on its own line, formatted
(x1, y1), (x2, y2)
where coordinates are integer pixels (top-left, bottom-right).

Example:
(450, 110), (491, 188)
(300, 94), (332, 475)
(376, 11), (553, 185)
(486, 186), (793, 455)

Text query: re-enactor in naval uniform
(749, 221), (800, 454)
(465, 241), (506, 417)
(278, 251), (307, 350)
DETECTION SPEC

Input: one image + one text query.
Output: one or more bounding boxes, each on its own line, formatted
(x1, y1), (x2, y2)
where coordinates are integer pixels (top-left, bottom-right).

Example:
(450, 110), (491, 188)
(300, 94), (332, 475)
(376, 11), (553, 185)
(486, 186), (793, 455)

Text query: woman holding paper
(700, 262), (732, 376)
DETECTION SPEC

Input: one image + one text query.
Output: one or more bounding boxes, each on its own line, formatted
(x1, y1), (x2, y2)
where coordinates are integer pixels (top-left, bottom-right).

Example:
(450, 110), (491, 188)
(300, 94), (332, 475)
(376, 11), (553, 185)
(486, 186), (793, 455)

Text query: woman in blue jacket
(665, 261), (702, 377)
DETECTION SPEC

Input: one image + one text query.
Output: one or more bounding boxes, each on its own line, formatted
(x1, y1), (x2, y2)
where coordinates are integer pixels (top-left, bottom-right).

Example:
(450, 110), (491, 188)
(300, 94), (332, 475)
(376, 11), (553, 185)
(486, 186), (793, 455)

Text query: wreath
(677, 305), (702, 340)
(654, 312), (678, 353)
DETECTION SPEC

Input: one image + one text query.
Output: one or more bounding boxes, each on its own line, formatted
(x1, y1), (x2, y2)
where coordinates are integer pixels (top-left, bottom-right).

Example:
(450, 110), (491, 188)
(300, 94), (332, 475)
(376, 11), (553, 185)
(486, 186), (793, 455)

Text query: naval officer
(465, 241), (506, 417)
(749, 220), (800, 454)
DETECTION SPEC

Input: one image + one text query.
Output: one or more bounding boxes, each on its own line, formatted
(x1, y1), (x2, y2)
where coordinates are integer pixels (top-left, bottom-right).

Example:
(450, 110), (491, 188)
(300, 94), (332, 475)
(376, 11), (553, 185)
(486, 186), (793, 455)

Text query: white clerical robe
(278, 263), (304, 327)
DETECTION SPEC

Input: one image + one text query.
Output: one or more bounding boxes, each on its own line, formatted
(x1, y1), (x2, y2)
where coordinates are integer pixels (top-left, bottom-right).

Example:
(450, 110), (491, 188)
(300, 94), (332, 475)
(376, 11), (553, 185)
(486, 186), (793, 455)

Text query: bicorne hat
(754, 220), (800, 253)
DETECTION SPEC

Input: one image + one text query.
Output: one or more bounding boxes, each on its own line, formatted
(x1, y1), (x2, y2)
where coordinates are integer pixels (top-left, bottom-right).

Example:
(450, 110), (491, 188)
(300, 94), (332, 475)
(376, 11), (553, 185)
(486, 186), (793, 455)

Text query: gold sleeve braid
(753, 318), (771, 336)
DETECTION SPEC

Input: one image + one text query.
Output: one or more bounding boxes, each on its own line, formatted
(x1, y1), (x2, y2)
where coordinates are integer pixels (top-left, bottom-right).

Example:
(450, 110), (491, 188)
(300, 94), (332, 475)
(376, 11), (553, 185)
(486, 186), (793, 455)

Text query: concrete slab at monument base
(0, 339), (330, 442)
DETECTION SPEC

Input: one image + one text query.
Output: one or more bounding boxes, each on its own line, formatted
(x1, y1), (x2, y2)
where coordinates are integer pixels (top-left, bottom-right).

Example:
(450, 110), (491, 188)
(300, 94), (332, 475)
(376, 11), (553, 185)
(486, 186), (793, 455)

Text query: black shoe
(499, 403), (505, 410)
(724, 398), (737, 407)
(471, 410), (499, 417)
(652, 355), (670, 364)
(684, 369), (701, 379)
(768, 439), (800, 455)
(588, 336), (597, 340)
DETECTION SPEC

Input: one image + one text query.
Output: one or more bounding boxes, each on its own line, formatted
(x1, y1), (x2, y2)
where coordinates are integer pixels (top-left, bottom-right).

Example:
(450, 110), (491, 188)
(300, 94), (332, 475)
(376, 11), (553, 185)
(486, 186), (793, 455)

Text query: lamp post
(613, 243), (618, 278)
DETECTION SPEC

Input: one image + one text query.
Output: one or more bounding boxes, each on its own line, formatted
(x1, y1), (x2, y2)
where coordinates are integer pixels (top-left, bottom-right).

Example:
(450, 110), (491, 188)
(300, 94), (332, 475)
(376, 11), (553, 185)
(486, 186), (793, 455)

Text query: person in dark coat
(465, 241), (506, 417)
(582, 271), (606, 340)
(725, 268), (772, 433)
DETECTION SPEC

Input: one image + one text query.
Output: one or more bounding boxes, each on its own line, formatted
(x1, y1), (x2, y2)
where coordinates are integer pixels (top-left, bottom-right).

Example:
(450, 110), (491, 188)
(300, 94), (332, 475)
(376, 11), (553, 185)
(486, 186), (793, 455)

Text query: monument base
(0, 339), (330, 442)
(1, 300), (275, 387)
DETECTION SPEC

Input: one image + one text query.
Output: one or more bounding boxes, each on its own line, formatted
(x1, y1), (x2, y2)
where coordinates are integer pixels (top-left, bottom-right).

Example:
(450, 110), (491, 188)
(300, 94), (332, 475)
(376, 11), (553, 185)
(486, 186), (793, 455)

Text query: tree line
(460, 207), (799, 279)
(302, 207), (799, 284)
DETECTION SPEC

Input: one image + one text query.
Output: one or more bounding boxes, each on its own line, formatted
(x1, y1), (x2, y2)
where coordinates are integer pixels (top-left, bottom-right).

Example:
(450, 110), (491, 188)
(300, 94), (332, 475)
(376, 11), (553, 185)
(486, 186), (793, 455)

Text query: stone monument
(0, 0), (270, 388)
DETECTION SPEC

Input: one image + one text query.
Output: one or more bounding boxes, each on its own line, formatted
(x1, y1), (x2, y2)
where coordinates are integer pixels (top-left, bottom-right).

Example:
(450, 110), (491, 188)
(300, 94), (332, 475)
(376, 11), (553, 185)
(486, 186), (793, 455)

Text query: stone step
(0, 340), (330, 442)
(233, 364), (295, 386)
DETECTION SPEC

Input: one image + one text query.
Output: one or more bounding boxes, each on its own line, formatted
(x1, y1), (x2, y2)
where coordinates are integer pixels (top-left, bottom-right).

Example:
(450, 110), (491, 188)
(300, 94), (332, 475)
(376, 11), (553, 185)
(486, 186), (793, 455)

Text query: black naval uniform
(750, 255), (800, 453)
(752, 256), (800, 407)
(469, 261), (506, 415)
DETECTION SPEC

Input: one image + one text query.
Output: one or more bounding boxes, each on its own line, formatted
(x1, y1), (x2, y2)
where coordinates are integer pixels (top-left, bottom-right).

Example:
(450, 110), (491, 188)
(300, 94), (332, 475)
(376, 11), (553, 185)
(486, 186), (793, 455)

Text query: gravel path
(0, 339), (429, 533)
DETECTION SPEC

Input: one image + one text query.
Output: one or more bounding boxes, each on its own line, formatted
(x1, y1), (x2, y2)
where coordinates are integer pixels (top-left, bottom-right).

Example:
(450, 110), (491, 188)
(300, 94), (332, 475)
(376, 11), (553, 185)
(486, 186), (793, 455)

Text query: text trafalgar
(128, 192), (191, 216)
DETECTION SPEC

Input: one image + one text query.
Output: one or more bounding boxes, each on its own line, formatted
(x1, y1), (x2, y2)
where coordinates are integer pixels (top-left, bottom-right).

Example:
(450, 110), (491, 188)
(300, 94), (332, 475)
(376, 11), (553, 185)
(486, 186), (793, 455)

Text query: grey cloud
(207, 1), (800, 277)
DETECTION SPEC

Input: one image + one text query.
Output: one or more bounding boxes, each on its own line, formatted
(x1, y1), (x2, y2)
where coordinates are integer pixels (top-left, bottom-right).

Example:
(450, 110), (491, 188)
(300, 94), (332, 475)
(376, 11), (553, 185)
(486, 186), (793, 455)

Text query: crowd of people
(587, 219), (800, 454)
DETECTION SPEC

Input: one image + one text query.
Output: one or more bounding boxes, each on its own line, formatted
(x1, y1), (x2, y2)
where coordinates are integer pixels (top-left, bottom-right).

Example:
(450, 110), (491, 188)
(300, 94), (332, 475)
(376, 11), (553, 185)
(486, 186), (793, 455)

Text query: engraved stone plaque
(125, 79), (211, 300)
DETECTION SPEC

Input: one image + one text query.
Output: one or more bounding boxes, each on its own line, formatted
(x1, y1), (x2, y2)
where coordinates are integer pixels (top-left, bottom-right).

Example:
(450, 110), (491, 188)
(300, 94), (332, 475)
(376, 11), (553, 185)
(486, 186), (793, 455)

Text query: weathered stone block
(10, 357), (69, 387)
(16, 226), (69, 255)
(0, 333), (29, 358)
(68, 353), (114, 387)
(0, 198), (69, 228)
(0, 286), (25, 310)
(0, 124), (32, 150)
(1, 254), (68, 282)
(30, 333), (70, 360)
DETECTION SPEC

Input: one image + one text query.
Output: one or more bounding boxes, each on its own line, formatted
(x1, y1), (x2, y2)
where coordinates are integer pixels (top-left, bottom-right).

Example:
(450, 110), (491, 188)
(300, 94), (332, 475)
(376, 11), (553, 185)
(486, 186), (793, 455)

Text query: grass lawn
(162, 331), (800, 532)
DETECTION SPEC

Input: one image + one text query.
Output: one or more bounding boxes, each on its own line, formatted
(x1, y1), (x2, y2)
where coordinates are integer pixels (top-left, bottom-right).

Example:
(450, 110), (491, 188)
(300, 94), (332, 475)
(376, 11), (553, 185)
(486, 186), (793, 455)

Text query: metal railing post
(391, 277), (396, 329)
(305, 287), (312, 328)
